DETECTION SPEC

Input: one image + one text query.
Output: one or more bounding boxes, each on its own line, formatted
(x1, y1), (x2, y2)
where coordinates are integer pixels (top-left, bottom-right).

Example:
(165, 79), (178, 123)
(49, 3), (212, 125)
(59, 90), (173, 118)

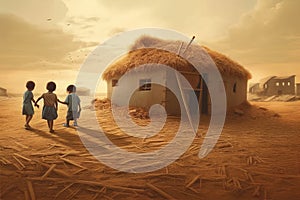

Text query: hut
(251, 75), (296, 96)
(0, 87), (8, 96)
(102, 36), (251, 115)
(76, 87), (91, 96)
(296, 83), (300, 96)
(249, 83), (260, 93)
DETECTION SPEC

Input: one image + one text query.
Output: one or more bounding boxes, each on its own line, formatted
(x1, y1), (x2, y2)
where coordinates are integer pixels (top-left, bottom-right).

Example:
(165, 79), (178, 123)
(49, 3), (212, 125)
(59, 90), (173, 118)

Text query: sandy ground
(0, 96), (299, 200)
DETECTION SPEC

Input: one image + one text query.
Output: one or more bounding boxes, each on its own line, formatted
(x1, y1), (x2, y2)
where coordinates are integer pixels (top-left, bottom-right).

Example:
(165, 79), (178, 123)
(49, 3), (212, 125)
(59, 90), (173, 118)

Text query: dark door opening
(200, 74), (208, 114)
(201, 82), (208, 114)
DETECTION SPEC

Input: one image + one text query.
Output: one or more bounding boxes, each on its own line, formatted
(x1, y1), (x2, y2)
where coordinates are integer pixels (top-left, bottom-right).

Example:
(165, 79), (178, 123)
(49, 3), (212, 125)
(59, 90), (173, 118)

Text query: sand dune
(0, 97), (299, 200)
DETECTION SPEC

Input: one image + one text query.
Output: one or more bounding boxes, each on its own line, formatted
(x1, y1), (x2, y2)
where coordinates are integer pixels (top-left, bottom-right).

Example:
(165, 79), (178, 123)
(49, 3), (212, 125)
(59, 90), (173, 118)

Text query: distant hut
(296, 83), (300, 96)
(76, 87), (90, 96)
(102, 36), (251, 115)
(0, 87), (8, 96)
(249, 83), (260, 93)
(251, 75), (296, 96)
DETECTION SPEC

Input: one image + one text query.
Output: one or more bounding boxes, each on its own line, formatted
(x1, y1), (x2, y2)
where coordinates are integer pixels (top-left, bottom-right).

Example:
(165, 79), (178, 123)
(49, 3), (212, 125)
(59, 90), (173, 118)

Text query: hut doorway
(185, 74), (209, 114)
(164, 72), (209, 116)
(198, 74), (209, 114)
(201, 81), (209, 114)
(184, 73), (209, 115)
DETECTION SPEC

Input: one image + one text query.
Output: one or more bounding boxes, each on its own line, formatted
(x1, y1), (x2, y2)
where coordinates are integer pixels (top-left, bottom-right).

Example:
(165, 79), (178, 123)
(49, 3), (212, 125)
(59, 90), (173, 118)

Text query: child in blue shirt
(59, 85), (81, 127)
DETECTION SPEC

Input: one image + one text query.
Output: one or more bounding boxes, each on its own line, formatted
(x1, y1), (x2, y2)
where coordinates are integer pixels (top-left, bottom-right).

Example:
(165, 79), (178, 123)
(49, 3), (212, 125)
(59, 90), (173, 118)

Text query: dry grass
(102, 35), (251, 80)
(1, 98), (300, 199)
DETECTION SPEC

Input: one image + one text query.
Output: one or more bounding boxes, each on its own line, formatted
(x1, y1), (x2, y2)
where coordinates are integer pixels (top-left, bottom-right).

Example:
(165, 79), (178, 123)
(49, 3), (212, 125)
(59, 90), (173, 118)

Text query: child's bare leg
(47, 120), (51, 129)
(26, 115), (33, 126)
(25, 115), (32, 128)
(49, 120), (54, 133)
(74, 118), (78, 126)
(64, 118), (70, 127)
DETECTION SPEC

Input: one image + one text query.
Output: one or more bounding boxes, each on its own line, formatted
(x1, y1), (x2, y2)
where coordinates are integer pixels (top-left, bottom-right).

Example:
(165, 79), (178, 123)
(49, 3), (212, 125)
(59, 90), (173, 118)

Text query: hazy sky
(0, 0), (299, 94)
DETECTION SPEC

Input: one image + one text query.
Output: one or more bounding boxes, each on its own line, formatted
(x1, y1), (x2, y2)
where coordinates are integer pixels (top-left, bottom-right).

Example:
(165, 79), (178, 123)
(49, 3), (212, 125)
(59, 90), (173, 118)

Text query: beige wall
(129, 84), (165, 109)
(164, 73), (248, 115)
(165, 89), (181, 115)
(223, 74), (248, 109)
(107, 75), (121, 99)
(107, 71), (248, 115)
(106, 70), (166, 109)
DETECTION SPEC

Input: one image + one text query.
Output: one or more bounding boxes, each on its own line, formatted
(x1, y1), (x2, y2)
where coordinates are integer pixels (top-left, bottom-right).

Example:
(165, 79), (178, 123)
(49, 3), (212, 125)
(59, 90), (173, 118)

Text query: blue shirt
(64, 93), (80, 112)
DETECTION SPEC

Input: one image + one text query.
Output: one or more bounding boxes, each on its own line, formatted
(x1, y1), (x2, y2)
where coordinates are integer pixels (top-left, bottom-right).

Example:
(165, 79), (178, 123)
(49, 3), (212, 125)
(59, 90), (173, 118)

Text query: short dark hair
(67, 85), (76, 93)
(46, 81), (56, 92)
(26, 81), (35, 90)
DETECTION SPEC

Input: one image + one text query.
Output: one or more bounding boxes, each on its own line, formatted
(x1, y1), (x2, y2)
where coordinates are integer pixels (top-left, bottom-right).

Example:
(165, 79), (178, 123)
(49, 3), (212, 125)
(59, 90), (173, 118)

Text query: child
(22, 81), (38, 129)
(35, 81), (58, 133)
(58, 85), (81, 127)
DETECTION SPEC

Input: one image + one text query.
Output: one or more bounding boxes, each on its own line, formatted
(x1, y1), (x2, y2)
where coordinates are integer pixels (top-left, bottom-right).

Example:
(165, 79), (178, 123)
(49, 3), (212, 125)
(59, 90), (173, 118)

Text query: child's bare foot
(25, 124), (31, 130)
(49, 129), (54, 133)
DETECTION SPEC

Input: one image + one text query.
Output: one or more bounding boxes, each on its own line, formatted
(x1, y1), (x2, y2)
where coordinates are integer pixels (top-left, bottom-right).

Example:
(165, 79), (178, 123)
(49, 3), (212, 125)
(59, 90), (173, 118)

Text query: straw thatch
(102, 36), (251, 81)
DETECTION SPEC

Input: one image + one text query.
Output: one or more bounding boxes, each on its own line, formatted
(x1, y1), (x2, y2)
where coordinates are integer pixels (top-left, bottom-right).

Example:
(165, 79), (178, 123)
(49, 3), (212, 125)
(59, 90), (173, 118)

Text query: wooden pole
(175, 72), (197, 134)
(182, 36), (195, 54)
(177, 42), (184, 55)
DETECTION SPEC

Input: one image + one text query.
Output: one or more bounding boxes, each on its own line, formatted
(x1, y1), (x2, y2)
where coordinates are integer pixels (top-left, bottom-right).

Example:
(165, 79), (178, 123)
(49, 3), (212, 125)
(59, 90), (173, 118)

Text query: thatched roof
(102, 36), (251, 81)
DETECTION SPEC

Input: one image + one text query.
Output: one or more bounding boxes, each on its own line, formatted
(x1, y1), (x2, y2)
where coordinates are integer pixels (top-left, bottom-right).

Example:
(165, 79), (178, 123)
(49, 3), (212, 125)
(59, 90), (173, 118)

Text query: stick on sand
(146, 183), (175, 200)
(60, 157), (87, 169)
(186, 175), (200, 188)
(13, 153), (32, 162)
(26, 180), (36, 200)
(41, 164), (56, 179)
(12, 155), (25, 169)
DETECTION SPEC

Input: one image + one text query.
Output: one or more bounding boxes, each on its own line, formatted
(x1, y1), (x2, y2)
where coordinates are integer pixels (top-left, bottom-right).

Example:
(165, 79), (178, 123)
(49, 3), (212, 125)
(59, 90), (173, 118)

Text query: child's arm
(55, 101), (58, 111)
(31, 98), (39, 108)
(58, 99), (68, 105)
(78, 102), (82, 112)
(35, 95), (42, 107)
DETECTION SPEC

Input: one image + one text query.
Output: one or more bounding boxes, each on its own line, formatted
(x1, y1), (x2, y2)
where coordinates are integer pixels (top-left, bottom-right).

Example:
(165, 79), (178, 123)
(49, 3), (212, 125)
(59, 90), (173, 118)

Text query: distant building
(249, 83), (260, 93)
(249, 75), (296, 96)
(0, 87), (8, 96)
(296, 83), (300, 96)
(76, 87), (90, 96)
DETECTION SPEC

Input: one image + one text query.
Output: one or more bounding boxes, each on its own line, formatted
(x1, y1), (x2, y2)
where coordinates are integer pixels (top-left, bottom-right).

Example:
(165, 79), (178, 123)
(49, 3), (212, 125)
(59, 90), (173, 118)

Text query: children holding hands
(24, 81), (81, 133)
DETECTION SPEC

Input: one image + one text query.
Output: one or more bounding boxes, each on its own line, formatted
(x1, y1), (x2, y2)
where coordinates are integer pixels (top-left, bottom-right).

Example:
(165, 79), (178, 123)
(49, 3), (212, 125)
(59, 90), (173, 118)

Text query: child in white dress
(58, 85), (81, 127)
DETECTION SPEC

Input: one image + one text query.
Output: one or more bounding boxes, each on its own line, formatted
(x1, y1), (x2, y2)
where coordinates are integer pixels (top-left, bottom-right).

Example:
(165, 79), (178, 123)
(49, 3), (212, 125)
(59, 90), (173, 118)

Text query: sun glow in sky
(0, 0), (299, 94)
